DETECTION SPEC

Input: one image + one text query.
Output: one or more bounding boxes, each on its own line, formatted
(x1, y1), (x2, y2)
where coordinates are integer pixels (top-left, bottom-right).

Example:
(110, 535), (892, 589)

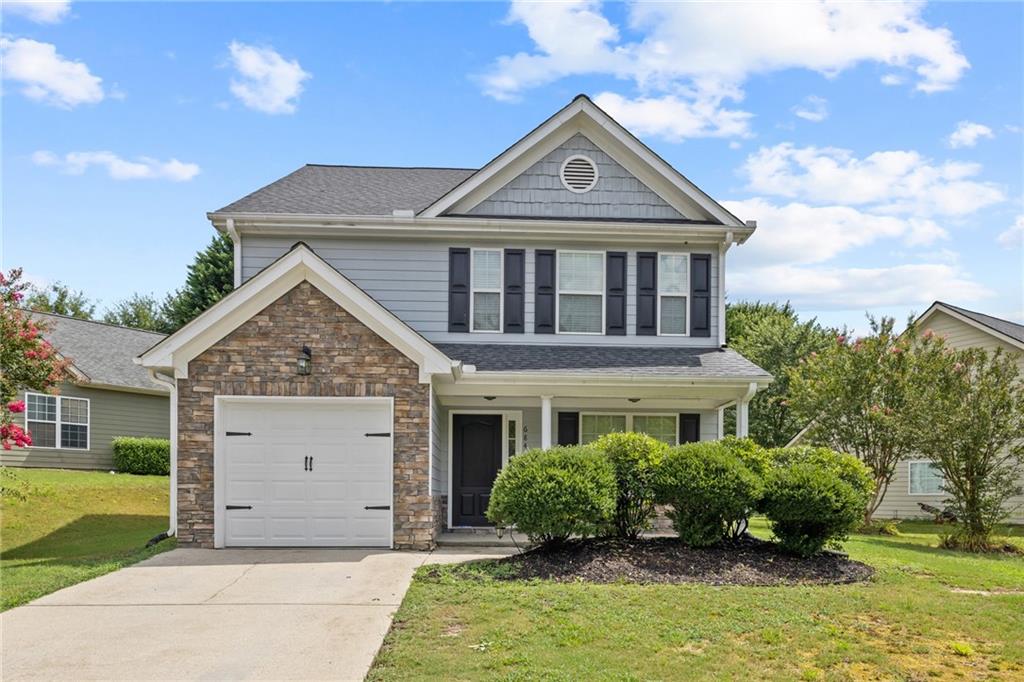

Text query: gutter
(146, 369), (177, 539)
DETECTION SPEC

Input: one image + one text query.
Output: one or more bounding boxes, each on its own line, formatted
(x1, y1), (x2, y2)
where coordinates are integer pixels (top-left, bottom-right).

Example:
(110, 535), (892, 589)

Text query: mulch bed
(479, 536), (874, 586)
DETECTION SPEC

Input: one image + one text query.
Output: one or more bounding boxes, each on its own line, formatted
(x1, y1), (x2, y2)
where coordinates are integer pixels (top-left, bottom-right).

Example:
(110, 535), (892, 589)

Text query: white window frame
(579, 412), (680, 445)
(469, 248), (503, 333)
(556, 250), (605, 335)
(24, 392), (91, 451)
(908, 459), (945, 496)
(657, 252), (690, 337)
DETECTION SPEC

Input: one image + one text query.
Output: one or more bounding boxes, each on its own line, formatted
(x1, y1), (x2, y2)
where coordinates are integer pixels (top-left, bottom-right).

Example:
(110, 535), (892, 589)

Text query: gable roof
(29, 312), (169, 394)
(215, 165), (476, 216)
(918, 301), (1024, 350)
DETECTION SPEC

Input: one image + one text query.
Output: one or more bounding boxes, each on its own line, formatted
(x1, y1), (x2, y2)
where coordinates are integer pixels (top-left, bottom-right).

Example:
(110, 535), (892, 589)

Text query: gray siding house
(140, 95), (771, 550)
(3, 313), (170, 471)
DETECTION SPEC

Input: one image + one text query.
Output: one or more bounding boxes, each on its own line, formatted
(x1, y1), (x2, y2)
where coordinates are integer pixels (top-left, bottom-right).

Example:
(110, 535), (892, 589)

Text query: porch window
(558, 251), (604, 334)
(579, 413), (678, 446)
(909, 461), (944, 495)
(633, 415), (678, 445)
(25, 393), (89, 450)
(471, 249), (502, 332)
(658, 253), (689, 336)
(580, 414), (626, 444)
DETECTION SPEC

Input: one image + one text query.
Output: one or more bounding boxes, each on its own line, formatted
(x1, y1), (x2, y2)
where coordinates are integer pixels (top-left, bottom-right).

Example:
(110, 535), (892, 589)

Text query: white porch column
(717, 406), (725, 439)
(736, 381), (757, 438)
(540, 395), (553, 449)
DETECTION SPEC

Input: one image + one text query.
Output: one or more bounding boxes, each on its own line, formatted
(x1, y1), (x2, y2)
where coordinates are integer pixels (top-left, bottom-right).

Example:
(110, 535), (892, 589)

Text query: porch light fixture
(297, 346), (312, 375)
(628, 398), (641, 403)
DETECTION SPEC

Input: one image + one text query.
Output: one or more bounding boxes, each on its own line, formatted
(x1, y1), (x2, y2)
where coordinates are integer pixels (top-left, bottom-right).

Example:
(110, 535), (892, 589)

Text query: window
(658, 253), (689, 336)
(507, 418), (519, 457)
(580, 413), (679, 445)
(25, 393), (89, 450)
(909, 461), (944, 495)
(471, 249), (502, 332)
(558, 251), (604, 334)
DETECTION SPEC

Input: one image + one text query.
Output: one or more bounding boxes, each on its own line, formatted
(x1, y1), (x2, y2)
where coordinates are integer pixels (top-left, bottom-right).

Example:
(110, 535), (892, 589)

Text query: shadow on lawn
(1, 514), (167, 561)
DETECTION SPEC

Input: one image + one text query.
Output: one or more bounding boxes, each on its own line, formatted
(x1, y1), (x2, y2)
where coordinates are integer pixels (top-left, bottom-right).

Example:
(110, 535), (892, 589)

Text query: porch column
(540, 395), (553, 449)
(736, 381), (757, 438)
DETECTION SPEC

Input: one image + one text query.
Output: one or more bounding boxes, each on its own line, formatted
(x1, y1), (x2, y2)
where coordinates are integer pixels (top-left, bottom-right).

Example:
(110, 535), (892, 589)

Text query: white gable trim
(138, 243), (455, 382)
(420, 96), (746, 227)
(916, 303), (1024, 353)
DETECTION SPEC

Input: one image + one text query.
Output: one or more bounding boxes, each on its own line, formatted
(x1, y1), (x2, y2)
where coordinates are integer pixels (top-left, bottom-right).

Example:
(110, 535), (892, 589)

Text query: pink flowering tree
(787, 317), (943, 523)
(1, 268), (71, 450)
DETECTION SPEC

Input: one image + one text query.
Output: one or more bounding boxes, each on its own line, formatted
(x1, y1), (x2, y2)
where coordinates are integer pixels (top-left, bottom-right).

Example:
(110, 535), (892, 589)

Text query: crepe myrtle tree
(0, 269), (71, 449)
(787, 317), (933, 523)
(908, 340), (1024, 551)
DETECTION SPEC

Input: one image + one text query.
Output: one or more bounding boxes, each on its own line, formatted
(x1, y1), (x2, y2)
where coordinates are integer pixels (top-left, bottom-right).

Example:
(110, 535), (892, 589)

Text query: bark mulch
(475, 536), (874, 586)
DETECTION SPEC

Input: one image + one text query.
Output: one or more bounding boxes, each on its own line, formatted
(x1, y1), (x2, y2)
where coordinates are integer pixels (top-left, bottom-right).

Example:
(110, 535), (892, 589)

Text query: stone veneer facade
(176, 280), (435, 549)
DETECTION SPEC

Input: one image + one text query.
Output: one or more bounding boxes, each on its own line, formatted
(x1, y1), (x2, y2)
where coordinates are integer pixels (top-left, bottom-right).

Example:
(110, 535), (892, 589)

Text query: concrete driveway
(1, 546), (512, 681)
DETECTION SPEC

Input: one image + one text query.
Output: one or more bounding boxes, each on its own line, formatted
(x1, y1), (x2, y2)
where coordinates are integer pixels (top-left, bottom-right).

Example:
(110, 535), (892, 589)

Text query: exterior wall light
(297, 346), (312, 375)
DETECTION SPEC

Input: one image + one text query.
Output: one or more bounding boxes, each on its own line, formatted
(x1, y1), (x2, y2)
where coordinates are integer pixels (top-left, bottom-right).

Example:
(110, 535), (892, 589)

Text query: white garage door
(219, 399), (392, 547)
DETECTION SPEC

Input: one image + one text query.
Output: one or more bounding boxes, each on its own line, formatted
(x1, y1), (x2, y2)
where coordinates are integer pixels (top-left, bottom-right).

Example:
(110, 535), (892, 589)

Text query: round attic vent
(560, 155), (598, 193)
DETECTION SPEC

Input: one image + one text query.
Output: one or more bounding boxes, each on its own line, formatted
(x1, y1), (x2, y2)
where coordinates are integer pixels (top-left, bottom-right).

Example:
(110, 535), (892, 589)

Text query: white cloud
(792, 95), (828, 122)
(227, 41), (310, 115)
(0, 37), (103, 108)
(997, 215), (1024, 249)
(33, 150), (200, 181)
(593, 92), (753, 141)
(741, 143), (1005, 216)
(2, 0), (71, 23)
(947, 120), (994, 148)
(880, 73), (904, 86)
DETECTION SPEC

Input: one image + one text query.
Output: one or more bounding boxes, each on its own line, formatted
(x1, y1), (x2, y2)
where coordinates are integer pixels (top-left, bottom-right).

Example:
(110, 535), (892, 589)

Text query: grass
(369, 520), (1024, 682)
(1, 468), (175, 611)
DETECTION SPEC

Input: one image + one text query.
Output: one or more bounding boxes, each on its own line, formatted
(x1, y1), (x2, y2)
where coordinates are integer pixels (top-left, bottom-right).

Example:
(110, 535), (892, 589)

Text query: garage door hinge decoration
(225, 431), (252, 436)
(364, 432), (391, 437)
(225, 505), (252, 510)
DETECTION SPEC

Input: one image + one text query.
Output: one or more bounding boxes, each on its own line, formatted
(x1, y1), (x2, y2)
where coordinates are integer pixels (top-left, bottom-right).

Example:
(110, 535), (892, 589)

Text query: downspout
(148, 369), (178, 540)
(719, 231), (733, 347)
(226, 218), (242, 288)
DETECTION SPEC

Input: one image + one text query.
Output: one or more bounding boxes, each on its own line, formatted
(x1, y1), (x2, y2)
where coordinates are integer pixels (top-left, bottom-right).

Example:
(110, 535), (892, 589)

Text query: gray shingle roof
(436, 344), (771, 379)
(939, 302), (1024, 345)
(31, 312), (169, 393)
(215, 165), (477, 216)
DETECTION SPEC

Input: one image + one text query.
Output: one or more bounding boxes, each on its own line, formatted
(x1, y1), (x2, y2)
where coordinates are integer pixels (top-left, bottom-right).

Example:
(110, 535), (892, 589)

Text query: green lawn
(369, 521), (1024, 681)
(1, 468), (175, 611)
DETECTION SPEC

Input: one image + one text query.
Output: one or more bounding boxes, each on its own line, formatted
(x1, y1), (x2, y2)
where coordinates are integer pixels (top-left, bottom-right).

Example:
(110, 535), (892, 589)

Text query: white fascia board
(139, 244), (453, 381)
(915, 303), (1024, 353)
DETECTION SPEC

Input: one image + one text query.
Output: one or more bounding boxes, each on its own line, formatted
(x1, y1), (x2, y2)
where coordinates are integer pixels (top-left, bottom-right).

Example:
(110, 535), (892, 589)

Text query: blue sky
(2, 0), (1021, 333)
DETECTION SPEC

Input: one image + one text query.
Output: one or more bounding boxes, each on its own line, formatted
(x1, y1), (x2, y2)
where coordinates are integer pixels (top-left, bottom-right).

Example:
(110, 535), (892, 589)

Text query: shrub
(592, 432), (668, 538)
(112, 437), (170, 475)
(486, 445), (616, 546)
(719, 436), (771, 478)
(768, 446), (875, 510)
(654, 442), (761, 547)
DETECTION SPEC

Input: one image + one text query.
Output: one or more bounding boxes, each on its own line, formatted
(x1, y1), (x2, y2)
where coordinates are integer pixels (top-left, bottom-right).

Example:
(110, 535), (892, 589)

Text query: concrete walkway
(1, 546), (514, 681)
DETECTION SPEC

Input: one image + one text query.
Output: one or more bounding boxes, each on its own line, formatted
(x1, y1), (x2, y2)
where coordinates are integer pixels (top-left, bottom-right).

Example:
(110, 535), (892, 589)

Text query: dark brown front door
(452, 414), (502, 526)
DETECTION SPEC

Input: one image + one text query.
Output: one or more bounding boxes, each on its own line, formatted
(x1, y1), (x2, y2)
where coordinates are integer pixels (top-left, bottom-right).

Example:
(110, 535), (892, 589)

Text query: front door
(452, 414), (502, 526)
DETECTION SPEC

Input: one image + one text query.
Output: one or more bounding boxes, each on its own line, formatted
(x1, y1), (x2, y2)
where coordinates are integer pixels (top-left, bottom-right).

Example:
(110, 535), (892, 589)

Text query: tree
(103, 293), (172, 333)
(726, 301), (839, 447)
(0, 269), (71, 449)
(161, 233), (234, 331)
(24, 282), (96, 319)
(907, 341), (1024, 551)
(787, 317), (927, 523)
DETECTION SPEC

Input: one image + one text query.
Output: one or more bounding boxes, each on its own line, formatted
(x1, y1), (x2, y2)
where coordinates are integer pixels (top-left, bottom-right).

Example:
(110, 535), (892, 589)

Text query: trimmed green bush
(760, 447), (874, 557)
(112, 437), (170, 476)
(593, 432), (668, 538)
(654, 442), (762, 547)
(486, 445), (616, 546)
(719, 436), (771, 478)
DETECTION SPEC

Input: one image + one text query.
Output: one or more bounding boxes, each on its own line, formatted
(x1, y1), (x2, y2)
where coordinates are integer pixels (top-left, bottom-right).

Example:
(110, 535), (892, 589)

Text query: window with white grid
(658, 253), (689, 336)
(471, 249), (502, 332)
(24, 393), (89, 450)
(558, 251), (604, 334)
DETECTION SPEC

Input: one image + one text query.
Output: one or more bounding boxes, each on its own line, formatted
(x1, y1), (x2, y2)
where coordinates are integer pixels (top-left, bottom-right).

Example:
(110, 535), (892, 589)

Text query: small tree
(24, 281), (96, 319)
(787, 317), (927, 522)
(161, 233), (234, 331)
(1, 269), (71, 449)
(908, 342), (1024, 551)
(103, 293), (172, 333)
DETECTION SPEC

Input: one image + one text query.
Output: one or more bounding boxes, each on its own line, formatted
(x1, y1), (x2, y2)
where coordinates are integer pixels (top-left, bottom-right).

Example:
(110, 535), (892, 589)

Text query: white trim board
(915, 302), (1024, 353)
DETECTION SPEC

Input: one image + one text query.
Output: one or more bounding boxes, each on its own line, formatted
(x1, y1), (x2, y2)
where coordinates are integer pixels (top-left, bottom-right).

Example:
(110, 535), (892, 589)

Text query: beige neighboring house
(792, 301), (1024, 524)
(2, 312), (170, 471)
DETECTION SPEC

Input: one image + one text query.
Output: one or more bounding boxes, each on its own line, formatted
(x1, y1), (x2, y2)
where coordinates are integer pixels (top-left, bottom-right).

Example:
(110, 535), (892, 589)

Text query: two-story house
(139, 95), (771, 550)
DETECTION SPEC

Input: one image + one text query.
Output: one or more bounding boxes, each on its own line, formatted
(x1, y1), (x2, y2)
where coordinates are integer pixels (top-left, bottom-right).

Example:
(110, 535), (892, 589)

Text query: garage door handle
(365, 432), (391, 438)
(304, 456), (309, 471)
(225, 505), (252, 510)
(364, 505), (390, 510)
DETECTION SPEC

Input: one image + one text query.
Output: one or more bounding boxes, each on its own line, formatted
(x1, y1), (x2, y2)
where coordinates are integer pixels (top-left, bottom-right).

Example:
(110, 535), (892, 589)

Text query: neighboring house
(139, 95), (771, 550)
(3, 312), (170, 471)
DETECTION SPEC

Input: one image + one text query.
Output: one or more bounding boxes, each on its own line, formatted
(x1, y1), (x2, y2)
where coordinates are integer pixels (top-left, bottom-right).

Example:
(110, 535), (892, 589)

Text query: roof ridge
(25, 309), (168, 337)
(304, 163), (478, 171)
(937, 301), (1024, 330)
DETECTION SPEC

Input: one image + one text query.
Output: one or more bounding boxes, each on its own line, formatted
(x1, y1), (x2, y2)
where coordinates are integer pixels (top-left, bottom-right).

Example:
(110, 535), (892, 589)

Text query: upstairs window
(658, 253), (689, 336)
(25, 393), (89, 450)
(471, 249), (502, 332)
(558, 251), (604, 334)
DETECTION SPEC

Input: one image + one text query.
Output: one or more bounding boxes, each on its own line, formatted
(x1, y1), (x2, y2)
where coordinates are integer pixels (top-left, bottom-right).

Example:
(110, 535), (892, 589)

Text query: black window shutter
(636, 252), (658, 336)
(679, 414), (700, 443)
(606, 252), (626, 335)
(690, 254), (711, 338)
(504, 249), (525, 333)
(557, 412), (580, 446)
(535, 249), (556, 334)
(448, 248), (470, 333)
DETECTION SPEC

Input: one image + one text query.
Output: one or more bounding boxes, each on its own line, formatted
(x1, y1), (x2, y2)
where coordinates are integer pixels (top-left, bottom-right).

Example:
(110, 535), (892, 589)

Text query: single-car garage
(214, 397), (393, 548)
